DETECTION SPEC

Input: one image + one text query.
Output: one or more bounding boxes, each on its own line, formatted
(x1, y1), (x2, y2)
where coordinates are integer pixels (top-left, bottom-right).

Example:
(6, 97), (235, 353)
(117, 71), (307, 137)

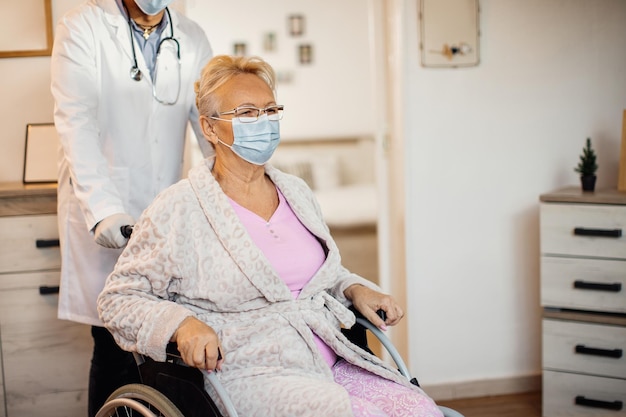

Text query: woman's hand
(344, 284), (404, 330)
(171, 316), (224, 372)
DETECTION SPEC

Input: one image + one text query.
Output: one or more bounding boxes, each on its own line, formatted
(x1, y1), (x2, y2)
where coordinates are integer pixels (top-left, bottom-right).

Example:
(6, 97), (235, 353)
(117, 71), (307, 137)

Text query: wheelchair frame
(96, 315), (464, 417)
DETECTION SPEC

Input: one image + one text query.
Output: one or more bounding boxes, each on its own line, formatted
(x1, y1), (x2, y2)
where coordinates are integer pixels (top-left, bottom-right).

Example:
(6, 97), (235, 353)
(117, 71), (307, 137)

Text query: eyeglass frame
(211, 104), (284, 123)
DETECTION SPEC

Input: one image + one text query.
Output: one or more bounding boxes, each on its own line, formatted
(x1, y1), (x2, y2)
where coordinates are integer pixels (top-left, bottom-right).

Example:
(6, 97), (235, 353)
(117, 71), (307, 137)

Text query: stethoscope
(126, 7), (180, 83)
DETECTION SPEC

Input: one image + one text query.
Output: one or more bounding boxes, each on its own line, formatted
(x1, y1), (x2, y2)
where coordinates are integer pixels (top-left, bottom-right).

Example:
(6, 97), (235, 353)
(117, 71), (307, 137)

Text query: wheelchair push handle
(121, 225), (134, 239)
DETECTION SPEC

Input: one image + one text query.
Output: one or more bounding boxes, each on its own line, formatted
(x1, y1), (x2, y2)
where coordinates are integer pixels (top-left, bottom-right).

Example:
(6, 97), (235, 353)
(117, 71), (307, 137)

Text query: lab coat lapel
(187, 160), (291, 303)
(100, 0), (152, 83)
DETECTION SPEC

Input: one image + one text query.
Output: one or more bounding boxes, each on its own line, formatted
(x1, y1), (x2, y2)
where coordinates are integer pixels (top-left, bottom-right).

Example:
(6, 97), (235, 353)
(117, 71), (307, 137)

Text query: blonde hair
(195, 55), (276, 117)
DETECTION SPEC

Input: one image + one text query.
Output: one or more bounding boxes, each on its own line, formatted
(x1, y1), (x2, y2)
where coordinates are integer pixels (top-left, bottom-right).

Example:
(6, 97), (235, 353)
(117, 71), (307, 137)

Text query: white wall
(0, 55), (53, 182)
(0, 0), (81, 183)
(186, 0), (375, 141)
(404, 0), (626, 387)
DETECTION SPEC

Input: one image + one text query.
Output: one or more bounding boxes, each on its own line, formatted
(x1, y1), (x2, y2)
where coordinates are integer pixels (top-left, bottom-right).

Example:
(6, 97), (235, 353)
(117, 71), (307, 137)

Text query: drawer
(543, 319), (626, 379)
(541, 257), (626, 313)
(540, 203), (626, 259)
(543, 370), (626, 416)
(0, 270), (90, 416)
(0, 215), (60, 274)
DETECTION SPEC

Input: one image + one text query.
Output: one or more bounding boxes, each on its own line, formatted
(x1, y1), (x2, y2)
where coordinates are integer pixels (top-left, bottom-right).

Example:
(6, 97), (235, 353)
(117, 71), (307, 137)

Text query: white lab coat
(51, 0), (213, 326)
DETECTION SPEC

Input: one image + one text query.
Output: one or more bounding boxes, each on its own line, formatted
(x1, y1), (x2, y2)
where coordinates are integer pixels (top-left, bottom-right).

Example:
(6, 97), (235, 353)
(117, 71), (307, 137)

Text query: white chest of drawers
(0, 183), (91, 417)
(540, 187), (626, 417)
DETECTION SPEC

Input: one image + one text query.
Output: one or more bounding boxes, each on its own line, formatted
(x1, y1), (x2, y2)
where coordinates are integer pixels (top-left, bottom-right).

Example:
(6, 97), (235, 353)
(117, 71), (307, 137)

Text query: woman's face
(202, 73), (276, 148)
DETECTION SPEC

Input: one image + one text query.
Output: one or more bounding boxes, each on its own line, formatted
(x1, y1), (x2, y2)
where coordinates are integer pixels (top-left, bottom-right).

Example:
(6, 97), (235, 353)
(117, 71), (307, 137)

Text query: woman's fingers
(203, 343), (223, 371)
(174, 317), (222, 370)
(182, 337), (221, 370)
(348, 285), (405, 329)
(382, 303), (404, 326)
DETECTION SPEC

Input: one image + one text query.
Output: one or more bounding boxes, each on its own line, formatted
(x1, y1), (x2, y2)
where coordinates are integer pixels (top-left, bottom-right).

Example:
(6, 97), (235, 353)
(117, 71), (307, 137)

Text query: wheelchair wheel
(96, 383), (185, 417)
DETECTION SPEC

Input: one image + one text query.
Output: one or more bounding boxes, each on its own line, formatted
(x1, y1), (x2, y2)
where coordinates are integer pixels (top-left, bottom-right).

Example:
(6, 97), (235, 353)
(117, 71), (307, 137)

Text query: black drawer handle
(36, 239), (60, 248)
(575, 396), (623, 411)
(575, 344), (623, 358)
(574, 280), (622, 292)
(573, 227), (622, 238)
(39, 285), (60, 295)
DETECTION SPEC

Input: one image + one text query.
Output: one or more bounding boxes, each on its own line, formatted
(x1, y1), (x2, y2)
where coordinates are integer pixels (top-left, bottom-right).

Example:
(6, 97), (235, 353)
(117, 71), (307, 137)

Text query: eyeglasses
(212, 105), (284, 123)
(152, 37), (181, 105)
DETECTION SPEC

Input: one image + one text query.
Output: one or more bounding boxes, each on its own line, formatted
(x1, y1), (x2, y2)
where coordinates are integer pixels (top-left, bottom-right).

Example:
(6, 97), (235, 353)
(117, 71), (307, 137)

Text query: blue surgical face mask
(134, 0), (174, 15)
(218, 114), (280, 165)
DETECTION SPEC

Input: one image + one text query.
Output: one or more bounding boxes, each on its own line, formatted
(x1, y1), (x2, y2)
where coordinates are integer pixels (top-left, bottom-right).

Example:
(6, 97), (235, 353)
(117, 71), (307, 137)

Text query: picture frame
(0, 0), (53, 58)
(23, 123), (59, 184)
(288, 15), (305, 37)
(419, 0), (480, 68)
(263, 32), (277, 52)
(299, 44), (313, 65)
(233, 42), (247, 56)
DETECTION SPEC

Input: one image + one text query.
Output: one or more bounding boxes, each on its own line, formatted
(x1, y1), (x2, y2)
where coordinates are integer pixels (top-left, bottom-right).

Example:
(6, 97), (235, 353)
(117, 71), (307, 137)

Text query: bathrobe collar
(187, 158), (339, 303)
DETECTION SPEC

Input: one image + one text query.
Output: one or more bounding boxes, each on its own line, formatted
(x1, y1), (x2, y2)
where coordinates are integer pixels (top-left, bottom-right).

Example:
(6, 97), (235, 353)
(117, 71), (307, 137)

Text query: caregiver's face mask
(212, 105), (283, 165)
(134, 0), (174, 15)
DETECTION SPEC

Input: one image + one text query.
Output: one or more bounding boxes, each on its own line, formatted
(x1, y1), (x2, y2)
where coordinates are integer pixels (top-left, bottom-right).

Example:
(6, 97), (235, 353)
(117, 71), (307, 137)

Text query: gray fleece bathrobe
(98, 158), (417, 417)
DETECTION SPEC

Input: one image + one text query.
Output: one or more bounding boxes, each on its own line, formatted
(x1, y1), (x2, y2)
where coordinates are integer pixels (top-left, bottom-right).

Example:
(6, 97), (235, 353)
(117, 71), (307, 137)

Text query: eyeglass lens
(234, 106), (283, 123)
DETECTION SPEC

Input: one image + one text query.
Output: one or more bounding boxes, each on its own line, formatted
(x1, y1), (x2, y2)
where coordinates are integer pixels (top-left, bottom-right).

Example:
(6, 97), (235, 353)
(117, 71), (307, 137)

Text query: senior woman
(97, 55), (442, 417)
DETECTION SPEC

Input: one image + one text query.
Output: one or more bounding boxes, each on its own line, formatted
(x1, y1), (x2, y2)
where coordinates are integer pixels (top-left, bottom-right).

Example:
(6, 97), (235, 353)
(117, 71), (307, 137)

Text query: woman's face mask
(218, 114), (280, 165)
(134, 0), (174, 15)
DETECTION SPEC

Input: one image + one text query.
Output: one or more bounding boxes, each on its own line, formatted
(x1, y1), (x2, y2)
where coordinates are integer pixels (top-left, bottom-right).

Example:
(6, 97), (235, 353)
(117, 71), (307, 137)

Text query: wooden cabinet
(540, 187), (626, 416)
(0, 183), (91, 417)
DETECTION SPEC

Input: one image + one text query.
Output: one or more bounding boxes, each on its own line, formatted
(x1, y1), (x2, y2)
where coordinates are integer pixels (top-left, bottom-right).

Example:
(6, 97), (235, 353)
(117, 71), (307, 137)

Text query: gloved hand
(94, 213), (135, 249)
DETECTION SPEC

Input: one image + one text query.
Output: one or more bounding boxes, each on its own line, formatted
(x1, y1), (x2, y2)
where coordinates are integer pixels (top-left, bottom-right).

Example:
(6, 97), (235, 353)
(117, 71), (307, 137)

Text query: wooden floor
(437, 391), (542, 417)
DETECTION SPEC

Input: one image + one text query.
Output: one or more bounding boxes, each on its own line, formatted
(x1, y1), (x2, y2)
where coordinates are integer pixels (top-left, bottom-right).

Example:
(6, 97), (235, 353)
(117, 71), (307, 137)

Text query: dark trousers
(88, 326), (141, 417)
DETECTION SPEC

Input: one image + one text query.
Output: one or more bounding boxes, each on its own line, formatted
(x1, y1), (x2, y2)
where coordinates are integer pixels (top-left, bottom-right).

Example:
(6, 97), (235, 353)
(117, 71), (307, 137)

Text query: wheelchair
(96, 310), (464, 417)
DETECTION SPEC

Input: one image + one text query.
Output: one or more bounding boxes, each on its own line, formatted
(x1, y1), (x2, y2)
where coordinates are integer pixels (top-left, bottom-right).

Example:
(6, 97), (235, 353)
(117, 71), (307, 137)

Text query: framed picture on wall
(233, 42), (247, 56)
(23, 123), (59, 184)
(299, 44), (313, 65)
(288, 15), (305, 37)
(263, 32), (277, 52)
(0, 0), (53, 58)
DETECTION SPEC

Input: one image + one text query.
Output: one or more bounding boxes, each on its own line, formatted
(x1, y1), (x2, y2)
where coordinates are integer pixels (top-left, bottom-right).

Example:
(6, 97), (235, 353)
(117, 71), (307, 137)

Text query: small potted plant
(574, 137), (598, 192)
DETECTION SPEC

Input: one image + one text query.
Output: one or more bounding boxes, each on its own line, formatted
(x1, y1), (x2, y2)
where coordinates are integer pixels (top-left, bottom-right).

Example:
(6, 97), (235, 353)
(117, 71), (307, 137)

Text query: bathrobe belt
(203, 292), (356, 329)
(262, 292), (356, 329)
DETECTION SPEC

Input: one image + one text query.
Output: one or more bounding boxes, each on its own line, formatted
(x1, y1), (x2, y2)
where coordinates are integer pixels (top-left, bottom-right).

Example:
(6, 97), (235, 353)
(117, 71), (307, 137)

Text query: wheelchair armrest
(353, 316), (412, 380)
(346, 306), (418, 386)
